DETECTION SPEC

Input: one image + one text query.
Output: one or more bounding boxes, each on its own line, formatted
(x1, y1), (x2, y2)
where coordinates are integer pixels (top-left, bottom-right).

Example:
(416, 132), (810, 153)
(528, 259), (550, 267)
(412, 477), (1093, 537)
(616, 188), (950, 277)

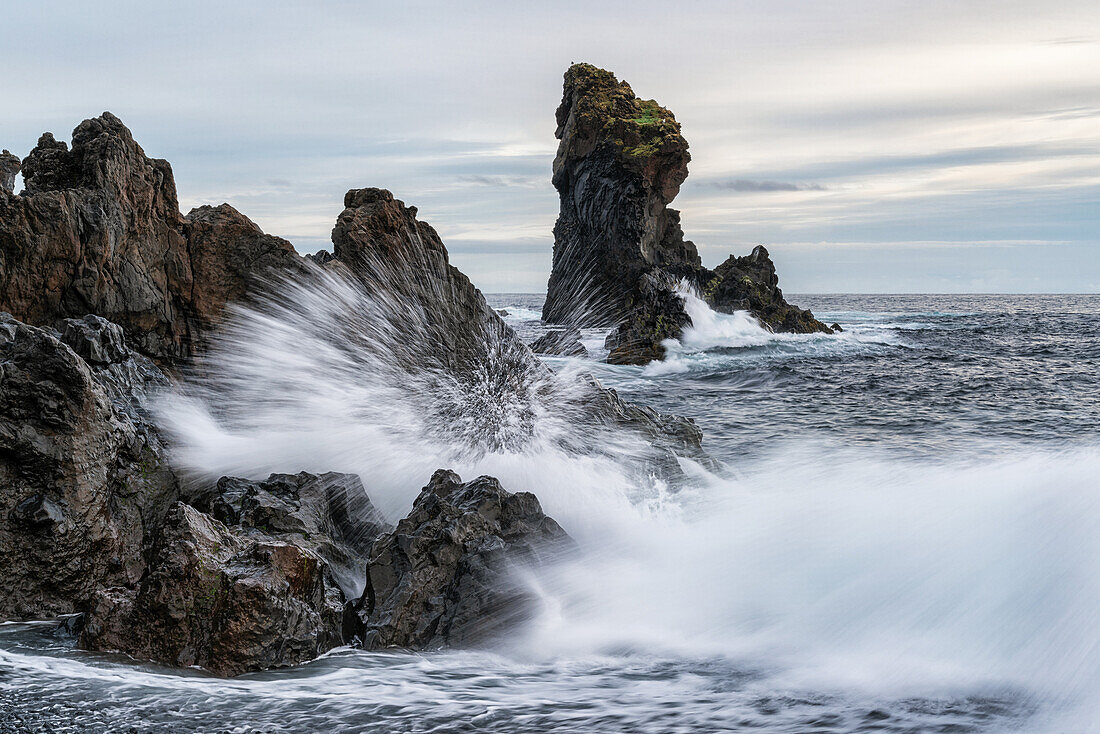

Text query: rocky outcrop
(707, 246), (827, 334)
(80, 502), (346, 676)
(317, 188), (709, 474)
(81, 472), (389, 675)
(530, 326), (588, 357)
(543, 63), (697, 326)
(348, 470), (572, 649)
(0, 113), (302, 362)
(0, 150), (18, 193)
(188, 472), (390, 597)
(603, 269), (690, 365)
(0, 313), (177, 620)
(543, 64), (832, 364)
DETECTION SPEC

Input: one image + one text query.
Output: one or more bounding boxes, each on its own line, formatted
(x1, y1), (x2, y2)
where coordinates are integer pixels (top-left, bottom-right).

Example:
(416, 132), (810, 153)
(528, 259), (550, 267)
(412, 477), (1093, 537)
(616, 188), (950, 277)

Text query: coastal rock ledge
(543, 63), (833, 364)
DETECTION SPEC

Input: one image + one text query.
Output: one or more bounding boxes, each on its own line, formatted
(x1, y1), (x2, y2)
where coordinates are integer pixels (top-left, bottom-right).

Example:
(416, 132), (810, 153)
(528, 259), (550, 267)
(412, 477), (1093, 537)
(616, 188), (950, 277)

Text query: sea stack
(542, 64), (832, 364)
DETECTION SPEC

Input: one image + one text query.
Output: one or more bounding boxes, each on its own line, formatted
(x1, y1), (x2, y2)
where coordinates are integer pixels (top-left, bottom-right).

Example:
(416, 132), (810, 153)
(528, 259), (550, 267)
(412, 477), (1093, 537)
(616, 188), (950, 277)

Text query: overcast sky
(5, 0), (1098, 292)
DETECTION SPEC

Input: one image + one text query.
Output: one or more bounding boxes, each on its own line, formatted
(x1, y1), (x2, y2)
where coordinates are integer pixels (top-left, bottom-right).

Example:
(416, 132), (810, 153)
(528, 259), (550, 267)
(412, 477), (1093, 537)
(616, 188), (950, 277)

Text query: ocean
(1, 293), (1096, 733)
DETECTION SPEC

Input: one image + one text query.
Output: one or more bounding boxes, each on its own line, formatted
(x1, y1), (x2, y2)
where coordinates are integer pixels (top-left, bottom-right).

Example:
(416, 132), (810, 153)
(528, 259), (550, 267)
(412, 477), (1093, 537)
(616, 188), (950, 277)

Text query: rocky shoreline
(0, 104), (711, 675)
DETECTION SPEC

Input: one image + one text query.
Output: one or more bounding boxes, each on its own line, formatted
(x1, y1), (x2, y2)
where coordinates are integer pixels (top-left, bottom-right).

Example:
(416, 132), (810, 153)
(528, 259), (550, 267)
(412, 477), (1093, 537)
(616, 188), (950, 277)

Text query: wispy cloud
(710, 179), (827, 192)
(455, 174), (541, 188)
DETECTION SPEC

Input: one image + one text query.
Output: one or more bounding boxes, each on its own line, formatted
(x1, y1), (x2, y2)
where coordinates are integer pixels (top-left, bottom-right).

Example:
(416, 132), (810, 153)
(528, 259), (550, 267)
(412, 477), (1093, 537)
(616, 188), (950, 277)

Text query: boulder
(349, 470), (573, 649)
(80, 502), (345, 676)
(188, 472), (390, 597)
(0, 113), (302, 362)
(541, 64), (833, 364)
(531, 326), (588, 357)
(0, 313), (177, 620)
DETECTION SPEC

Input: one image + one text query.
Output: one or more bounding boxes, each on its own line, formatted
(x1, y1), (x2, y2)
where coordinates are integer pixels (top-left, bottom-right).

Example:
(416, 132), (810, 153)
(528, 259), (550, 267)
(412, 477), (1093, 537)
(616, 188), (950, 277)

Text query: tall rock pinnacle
(542, 64), (832, 363)
(543, 64), (701, 326)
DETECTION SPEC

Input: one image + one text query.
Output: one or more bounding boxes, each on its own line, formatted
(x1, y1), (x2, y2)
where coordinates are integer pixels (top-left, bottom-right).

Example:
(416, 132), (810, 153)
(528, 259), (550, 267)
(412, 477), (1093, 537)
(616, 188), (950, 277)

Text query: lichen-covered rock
(0, 313), (177, 620)
(349, 470), (572, 649)
(80, 502), (345, 676)
(0, 113), (302, 362)
(189, 472), (390, 597)
(531, 326), (588, 357)
(543, 64), (698, 326)
(541, 64), (832, 363)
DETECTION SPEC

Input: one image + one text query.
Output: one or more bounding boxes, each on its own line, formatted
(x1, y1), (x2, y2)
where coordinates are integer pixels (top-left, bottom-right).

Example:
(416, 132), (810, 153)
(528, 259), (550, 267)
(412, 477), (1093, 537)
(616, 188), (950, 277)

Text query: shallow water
(2, 293), (1097, 733)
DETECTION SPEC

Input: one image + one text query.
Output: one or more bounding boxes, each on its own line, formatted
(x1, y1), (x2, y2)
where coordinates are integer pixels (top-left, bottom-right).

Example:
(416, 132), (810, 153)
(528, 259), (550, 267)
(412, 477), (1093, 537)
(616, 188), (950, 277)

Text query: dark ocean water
(1, 293), (1096, 733)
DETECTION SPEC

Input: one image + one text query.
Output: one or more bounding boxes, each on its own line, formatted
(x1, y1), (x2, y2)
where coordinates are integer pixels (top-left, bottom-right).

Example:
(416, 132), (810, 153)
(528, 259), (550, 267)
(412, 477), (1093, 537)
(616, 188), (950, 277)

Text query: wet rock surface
(531, 325), (588, 357)
(80, 502), (346, 676)
(349, 470), (573, 649)
(542, 64), (831, 364)
(189, 472), (390, 597)
(0, 113), (718, 676)
(325, 187), (709, 473)
(0, 313), (177, 620)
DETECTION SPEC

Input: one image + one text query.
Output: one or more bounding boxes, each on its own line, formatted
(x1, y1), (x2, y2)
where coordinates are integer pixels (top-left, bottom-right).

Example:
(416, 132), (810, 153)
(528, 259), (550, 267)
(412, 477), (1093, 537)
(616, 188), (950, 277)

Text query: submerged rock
(0, 113), (302, 362)
(80, 502), (345, 676)
(542, 64), (832, 364)
(531, 326), (588, 357)
(0, 313), (177, 620)
(349, 470), (573, 649)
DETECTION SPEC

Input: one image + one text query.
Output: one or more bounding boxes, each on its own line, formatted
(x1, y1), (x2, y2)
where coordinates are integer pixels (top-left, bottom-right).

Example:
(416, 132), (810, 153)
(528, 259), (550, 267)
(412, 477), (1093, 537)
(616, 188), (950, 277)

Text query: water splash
(154, 273), (1099, 730)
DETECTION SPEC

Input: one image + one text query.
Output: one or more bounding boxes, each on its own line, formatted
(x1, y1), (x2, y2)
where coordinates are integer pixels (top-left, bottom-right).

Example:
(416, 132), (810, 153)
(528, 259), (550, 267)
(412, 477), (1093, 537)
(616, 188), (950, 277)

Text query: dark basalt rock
(605, 269), (691, 365)
(188, 472), (391, 597)
(349, 470), (573, 649)
(59, 313), (129, 365)
(531, 326), (588, 357)
(0, 313), (178, 620)
(305, 249), (334, 265)
(0, 150), (19, 193)
(708, 245), (827, 334)
(543, 63), (697, 326)
(80, 502), (345, 676)
(0, 113), (303, 362)
(542, 64), (832, 364)
(325, 188), (709, 475)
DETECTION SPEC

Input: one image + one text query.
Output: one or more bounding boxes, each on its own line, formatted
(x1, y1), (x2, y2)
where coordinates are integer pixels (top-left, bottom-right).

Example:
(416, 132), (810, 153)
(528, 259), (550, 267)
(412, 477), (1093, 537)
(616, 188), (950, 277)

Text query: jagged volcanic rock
(348, 470), (572, 649)
(315, 187), (711, 473)
(543, 64), (832, 364)
(530, 326), (588, 357)
(188, 472), (391, 597)
(544, 63), (698, 326)
(80, 471), (391, 675)
(0, 313), (177, 620)
(80, 502), (345, 676)
(0, 113), (302, 362)
(0, 150), (19, 193)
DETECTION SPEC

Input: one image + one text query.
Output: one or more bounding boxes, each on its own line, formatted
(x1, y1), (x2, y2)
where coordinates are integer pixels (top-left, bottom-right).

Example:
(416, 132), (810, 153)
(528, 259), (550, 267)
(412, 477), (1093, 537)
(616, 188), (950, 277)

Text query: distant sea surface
(1, 293), (1096, 733)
